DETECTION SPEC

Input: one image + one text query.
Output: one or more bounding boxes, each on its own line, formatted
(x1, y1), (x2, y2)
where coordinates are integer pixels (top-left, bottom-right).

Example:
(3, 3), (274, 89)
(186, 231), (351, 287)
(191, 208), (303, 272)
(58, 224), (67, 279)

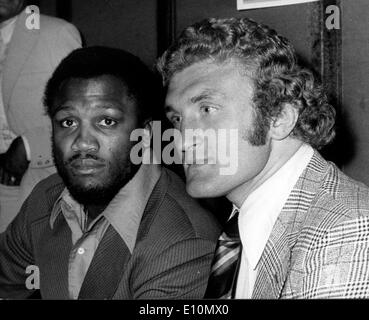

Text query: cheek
(103, 135), (133, 162)
(237, 141), (270, 176)
(53, 133), (73, 159)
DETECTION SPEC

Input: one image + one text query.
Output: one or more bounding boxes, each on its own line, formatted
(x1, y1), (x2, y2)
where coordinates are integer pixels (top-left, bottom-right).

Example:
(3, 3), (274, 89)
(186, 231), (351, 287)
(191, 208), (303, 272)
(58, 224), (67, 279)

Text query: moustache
(64, 153), (105, 165)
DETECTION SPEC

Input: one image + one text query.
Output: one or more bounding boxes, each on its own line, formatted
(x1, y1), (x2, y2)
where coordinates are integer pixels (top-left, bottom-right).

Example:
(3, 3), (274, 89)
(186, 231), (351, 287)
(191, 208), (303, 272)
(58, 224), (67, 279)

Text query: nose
(179, 117), (204, 157)
(71, 124), (99, 153)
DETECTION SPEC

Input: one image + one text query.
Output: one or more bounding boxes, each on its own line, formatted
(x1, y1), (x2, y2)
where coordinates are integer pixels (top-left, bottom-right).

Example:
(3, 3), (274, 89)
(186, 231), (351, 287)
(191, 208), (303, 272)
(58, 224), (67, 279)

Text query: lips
(69, 158), (105, 175)
(183, 157), (215, 165)
(184, 162), (211, 175)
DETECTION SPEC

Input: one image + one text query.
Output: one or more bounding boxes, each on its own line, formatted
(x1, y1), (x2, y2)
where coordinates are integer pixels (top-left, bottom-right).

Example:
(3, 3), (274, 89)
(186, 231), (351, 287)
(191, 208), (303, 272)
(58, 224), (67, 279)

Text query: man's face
(165, 60), (272, 203)
(0, 0), (24, 22)
(51, 75), (140, 206)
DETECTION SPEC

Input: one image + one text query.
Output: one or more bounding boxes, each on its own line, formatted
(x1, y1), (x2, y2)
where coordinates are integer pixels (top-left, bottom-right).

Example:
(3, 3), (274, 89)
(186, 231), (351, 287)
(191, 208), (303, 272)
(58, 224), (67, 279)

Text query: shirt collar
(238, 143), (314, 270)
(50, 164), (162, 253)
(50, 188), (77, 229)
(0, 15), (17, 44)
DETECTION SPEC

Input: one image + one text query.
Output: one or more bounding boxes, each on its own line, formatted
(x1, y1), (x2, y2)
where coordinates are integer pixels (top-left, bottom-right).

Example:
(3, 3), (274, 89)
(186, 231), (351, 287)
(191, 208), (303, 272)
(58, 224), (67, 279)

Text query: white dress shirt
(235, 143), (314, 298)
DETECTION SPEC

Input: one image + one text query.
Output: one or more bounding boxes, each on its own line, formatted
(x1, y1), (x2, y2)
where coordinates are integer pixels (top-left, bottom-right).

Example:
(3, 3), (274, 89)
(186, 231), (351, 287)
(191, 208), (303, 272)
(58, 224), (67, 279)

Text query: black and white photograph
(0, 0), (368, 313)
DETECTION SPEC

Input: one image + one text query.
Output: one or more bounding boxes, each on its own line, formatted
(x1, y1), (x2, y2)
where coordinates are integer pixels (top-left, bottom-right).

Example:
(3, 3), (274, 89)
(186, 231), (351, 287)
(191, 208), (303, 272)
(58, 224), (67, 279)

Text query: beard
(52, 142), (140, 207)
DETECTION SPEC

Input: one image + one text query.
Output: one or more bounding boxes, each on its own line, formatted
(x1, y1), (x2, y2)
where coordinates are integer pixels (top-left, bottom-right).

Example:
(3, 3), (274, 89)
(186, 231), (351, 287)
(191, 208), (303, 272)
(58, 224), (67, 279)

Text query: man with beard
(0, 46), (220, 299)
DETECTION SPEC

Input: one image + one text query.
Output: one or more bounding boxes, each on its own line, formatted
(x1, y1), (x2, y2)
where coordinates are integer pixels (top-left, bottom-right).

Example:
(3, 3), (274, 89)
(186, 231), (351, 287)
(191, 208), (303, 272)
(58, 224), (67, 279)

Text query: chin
(66, 180), (119, 206)
(70, 174), (104, 188)
(185, 179), (227, 199)
(184, 164), (227, 198)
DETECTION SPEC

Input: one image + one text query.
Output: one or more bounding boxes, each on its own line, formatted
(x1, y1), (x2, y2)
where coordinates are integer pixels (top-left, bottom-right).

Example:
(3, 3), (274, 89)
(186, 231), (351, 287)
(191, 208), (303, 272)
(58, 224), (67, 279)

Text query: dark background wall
(71, 0), (157, 67)
(37, 0), (369, 187)
(341, 0), (369, 186)
(38, 0), (320, 67)
(39, 0), (157, 66)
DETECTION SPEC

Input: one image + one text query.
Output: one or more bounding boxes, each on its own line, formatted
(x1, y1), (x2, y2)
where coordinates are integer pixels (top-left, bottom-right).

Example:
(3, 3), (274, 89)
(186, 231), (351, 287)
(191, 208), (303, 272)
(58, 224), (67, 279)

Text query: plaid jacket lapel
(251, 151), (328, 299)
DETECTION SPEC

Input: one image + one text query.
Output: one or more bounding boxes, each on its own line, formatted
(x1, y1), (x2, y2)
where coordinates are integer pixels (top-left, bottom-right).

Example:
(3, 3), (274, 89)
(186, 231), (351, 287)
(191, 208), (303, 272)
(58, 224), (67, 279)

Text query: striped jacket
(252, 151), (369, 298)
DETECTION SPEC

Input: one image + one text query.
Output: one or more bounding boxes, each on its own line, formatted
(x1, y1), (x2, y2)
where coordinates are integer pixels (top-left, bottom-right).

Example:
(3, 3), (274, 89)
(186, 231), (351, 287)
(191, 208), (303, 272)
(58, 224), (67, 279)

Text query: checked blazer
(251, 151), (369, 299)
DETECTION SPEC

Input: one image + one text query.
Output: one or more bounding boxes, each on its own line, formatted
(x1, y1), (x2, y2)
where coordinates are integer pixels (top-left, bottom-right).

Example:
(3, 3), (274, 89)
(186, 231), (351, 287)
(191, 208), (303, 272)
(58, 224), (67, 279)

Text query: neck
(85, 203), (108, 221)
(227, 138), (304, 208)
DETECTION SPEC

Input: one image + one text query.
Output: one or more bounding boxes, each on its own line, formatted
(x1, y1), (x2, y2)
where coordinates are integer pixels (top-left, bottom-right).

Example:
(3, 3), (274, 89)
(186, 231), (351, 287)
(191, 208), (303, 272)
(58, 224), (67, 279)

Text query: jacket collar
(78, 167), (170, 299)
(251, 151), (329, 298)
(49, 164), (162, 253)
(39, 168), (170, 299)
(239, 144), (314, 271)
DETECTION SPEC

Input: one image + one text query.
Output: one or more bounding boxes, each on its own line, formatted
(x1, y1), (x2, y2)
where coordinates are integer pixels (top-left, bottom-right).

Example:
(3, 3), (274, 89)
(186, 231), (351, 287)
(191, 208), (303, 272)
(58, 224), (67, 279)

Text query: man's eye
(60, 119), (77, 128)
(98, 118), (117, 127)
(200, 105), (216, 114)
(170, 115), (181, 125)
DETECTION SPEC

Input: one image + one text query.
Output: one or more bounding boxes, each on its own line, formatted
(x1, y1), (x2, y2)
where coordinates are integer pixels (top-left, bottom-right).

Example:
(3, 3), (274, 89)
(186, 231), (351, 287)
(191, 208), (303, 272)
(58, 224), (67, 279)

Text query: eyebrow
(165, 89), (225, 113)
(164, 105), (175, 114)
(190, 89), (225, 104)
(53, 105), (73, 114)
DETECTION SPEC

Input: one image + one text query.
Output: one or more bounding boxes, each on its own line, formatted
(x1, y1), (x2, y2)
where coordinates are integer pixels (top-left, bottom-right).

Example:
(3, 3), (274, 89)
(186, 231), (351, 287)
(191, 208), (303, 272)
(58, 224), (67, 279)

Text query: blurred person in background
(0, 0), (81, 231)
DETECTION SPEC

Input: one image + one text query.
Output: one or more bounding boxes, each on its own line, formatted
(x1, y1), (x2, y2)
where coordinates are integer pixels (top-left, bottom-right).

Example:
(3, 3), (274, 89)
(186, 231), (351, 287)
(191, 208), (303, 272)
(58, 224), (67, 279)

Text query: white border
(237, 0), (320, 10)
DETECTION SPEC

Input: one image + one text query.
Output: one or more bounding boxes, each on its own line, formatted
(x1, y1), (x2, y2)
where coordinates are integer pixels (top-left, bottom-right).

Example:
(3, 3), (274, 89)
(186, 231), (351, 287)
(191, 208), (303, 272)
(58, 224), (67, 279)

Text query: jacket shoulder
(39, 14), (78, 32)
(138, 168), (221, 248)
(21, 173), (64, 222)
(288, 162), (369, 298)
(299, 159), (369, 242)
(316, 161), (369, 221)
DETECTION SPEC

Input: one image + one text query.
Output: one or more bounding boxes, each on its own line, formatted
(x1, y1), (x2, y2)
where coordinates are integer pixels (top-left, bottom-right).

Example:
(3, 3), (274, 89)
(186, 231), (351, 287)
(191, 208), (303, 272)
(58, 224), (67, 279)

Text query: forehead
(52, 74), (138, 116)
(166, 60), (254, 106)
(58, 75), (130, 99)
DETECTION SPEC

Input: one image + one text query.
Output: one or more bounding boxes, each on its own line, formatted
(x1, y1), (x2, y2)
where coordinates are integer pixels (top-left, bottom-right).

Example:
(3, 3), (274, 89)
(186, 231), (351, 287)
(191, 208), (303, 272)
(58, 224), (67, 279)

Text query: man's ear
(269, 103), (299, 141)
(142, 120), (153, 148)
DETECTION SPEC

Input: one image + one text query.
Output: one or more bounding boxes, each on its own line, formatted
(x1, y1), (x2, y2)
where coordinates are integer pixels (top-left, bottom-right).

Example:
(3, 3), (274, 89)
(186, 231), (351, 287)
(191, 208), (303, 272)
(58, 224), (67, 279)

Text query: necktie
(205, 209), (242, 299)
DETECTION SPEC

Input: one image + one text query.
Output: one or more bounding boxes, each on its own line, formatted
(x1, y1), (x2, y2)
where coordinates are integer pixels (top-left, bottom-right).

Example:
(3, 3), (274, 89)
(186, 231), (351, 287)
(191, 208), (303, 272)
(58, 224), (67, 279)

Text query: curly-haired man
(157, 17), (369, 299)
